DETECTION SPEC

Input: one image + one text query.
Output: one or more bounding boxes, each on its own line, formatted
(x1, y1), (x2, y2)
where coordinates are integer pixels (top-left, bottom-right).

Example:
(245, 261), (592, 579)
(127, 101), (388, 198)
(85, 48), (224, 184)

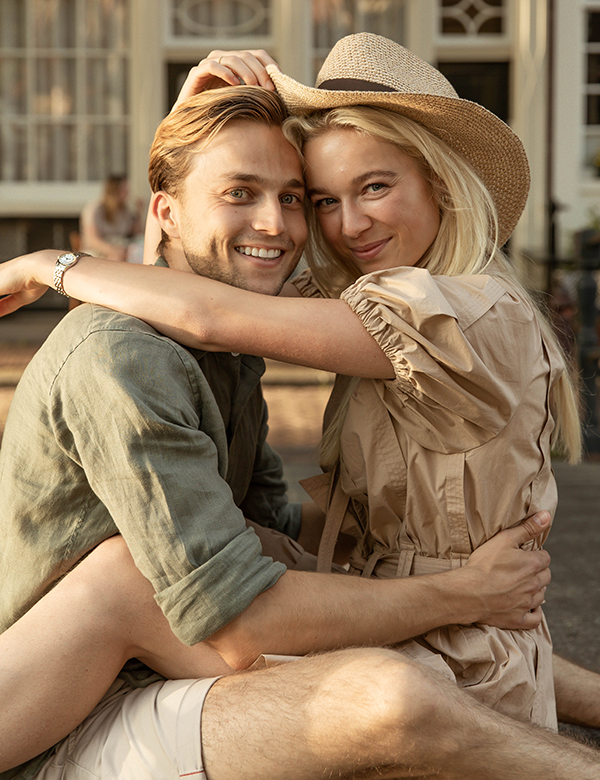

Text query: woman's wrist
(29, 250), (61, 288)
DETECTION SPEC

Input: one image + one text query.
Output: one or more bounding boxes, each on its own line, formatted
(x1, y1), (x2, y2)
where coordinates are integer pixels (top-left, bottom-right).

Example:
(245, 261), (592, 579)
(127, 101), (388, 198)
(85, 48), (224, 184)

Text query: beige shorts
(35, 676), (221, 779)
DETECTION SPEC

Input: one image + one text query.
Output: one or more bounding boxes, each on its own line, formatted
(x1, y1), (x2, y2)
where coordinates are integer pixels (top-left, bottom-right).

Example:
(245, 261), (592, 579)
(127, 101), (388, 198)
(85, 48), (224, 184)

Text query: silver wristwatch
(53, 252), (90, 297)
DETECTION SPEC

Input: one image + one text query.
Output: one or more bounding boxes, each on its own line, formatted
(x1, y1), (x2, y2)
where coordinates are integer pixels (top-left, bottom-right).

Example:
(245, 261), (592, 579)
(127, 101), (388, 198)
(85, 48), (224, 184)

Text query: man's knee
(322, 648), (441, 737)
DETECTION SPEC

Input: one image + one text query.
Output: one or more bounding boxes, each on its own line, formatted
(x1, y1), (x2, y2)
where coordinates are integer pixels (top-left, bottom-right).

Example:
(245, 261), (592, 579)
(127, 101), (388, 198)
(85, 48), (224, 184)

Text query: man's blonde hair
(149, 86), (288, 196)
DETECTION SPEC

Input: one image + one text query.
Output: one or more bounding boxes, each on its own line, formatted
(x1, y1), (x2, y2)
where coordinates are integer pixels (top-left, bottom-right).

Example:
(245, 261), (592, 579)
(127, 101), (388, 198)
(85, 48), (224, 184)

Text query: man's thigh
(201, 647), (417, 780)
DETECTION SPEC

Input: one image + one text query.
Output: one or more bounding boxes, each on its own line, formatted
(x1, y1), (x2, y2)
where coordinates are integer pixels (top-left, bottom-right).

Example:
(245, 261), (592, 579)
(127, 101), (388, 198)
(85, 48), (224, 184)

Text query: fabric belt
(350, 545), (471, 580)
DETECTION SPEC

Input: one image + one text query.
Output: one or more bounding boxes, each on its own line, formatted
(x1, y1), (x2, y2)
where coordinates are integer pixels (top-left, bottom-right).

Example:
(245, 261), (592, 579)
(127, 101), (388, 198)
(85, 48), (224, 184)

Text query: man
(0, 86), (599, 779)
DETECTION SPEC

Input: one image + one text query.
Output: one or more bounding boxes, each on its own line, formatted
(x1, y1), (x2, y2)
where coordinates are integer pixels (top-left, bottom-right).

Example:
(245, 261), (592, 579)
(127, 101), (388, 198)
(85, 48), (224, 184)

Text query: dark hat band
(318, 78), (392, 93)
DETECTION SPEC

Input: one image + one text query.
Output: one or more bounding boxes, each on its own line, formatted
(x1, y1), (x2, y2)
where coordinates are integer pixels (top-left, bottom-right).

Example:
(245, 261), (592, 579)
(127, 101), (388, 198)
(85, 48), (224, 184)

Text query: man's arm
(46, 318), (288, 647)
(206, 513), (552, 669)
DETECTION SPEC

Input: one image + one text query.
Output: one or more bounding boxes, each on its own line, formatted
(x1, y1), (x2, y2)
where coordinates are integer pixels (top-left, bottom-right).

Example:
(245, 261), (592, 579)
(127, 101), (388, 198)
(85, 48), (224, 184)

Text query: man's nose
(253, 198), (286, 235)
(341, 201), (372, 239)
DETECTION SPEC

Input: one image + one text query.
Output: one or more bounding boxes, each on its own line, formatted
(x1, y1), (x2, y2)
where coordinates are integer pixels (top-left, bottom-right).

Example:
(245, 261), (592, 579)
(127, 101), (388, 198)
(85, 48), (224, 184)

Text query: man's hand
(171, 49), (279, 111)
(459, 511), (552, 630)
(0, 250), (57, 317)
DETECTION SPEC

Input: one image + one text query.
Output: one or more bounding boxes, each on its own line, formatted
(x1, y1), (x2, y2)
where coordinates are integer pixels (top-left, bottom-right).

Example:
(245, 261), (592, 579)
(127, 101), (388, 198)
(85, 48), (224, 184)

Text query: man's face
(162, 120), (307, 295)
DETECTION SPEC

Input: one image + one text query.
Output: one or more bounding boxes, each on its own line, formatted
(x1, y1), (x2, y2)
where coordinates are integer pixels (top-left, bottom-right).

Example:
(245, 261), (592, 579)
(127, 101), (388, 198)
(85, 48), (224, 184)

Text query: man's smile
(235, 246), (284, 259)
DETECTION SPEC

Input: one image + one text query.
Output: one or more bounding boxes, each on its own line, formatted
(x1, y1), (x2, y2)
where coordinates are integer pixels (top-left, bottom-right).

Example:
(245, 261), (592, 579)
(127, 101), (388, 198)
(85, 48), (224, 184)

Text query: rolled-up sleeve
(51, 321), (285, 645)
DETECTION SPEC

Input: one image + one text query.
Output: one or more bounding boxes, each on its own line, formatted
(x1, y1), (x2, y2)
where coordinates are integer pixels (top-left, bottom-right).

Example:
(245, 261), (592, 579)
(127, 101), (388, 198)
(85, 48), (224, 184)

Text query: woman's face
(304, 128), (441, 275)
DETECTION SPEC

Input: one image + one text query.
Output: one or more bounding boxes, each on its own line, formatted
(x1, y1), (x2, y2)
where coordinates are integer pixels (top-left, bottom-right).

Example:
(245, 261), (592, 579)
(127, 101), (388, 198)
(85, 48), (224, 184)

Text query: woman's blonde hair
(283, 106), (582, 465)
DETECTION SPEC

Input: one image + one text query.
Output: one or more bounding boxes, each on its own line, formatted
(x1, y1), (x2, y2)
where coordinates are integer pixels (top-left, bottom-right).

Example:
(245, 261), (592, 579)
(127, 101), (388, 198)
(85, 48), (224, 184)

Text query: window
(0, 0), (130, 183)
(313, 0), (406, 77)
(438, 61), (509, 121)
(440, 0), (505, 37)
(585, 8), (600, 174)
(166, 0), (272, 45)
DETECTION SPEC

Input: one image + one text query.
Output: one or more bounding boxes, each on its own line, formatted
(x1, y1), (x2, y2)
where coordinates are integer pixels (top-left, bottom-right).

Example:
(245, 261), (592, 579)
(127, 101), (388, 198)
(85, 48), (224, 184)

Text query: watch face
(58, 252), (78, 267)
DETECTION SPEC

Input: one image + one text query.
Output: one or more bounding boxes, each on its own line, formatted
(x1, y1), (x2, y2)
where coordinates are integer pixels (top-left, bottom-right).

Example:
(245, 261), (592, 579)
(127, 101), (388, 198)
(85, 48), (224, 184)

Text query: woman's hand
(0, 250), (57, 317)
(172, 49), (279, 111)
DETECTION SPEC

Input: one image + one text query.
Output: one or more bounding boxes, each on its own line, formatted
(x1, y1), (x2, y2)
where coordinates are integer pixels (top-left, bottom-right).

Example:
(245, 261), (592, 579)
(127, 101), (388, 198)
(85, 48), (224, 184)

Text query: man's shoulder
(51, 304), (192, 356)
(65, 302), (162, 336)
(26, 304), (203, 391)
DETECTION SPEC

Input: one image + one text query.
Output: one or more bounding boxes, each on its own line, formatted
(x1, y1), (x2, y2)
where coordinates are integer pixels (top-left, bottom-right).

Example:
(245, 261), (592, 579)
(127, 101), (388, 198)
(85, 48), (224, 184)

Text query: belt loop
(362, 550), (383, 578)
(395, 548), (415, 578)
(445, 452), (472, 556)
(316, 470), (349, 573)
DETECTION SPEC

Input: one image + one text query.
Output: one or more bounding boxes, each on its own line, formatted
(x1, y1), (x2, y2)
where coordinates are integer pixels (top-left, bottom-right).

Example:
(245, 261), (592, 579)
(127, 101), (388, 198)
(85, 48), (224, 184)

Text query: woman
(80, 174), (142, 263)
(0, 34), (578, 768)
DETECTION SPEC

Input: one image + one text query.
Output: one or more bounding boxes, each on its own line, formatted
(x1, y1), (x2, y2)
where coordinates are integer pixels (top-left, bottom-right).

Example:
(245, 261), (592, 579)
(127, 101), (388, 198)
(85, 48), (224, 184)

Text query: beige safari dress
(294, 265), (565, 729)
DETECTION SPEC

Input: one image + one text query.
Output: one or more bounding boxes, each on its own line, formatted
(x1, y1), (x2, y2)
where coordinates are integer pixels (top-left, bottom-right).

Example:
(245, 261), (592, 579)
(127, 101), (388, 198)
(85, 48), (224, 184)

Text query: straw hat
(267, 32), (530, 245)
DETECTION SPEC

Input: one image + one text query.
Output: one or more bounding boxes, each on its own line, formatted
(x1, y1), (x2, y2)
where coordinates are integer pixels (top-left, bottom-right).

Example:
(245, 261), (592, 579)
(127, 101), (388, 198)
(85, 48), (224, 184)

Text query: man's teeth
(236, 246), (282, 258)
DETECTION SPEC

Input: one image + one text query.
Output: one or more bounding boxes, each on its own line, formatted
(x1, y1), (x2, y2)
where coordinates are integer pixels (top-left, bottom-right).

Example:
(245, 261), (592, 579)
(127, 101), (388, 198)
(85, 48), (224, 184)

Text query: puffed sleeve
(341, 266), (546, 452)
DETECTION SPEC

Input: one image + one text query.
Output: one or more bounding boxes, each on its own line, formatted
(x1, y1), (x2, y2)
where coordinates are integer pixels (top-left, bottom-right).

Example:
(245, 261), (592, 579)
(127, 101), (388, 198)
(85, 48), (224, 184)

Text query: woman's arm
(0, 251), (394, 378)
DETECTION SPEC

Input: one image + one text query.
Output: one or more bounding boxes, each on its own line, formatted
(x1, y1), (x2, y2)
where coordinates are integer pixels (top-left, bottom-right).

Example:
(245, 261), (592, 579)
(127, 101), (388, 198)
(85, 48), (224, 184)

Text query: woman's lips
(350, 238), (390, 262)
(350, 238), (390, 261)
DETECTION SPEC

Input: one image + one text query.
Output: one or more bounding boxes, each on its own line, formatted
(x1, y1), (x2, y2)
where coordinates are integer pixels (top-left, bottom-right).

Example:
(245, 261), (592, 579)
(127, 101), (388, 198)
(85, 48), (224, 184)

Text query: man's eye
(280, 194), (300, 205)
(229, 189), (247, 199)
(367, 183), (386, 193)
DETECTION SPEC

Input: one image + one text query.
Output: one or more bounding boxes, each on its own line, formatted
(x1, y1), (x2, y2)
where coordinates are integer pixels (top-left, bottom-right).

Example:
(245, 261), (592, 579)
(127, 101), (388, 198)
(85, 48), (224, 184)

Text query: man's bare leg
(0, 537), (232, 772)
(202, 648), (600, 780)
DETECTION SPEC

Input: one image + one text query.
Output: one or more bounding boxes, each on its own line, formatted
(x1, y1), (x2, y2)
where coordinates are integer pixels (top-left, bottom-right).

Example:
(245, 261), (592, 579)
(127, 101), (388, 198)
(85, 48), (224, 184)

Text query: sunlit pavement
(2, 309), (600, 673)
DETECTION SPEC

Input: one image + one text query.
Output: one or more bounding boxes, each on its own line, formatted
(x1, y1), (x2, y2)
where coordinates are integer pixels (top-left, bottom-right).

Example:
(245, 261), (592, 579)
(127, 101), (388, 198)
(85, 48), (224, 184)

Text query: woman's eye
(367, 182), (386, 193)
(314, 197), (337, 209)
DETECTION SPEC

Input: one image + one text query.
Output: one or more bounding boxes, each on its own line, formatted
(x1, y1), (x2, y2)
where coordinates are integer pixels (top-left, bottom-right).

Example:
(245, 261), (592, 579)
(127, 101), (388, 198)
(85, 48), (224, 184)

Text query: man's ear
(151, 191), (181, 239)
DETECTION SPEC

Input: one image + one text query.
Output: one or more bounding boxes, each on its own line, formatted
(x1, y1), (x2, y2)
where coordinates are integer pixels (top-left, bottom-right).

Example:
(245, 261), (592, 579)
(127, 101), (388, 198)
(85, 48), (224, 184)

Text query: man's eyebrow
(222, 173), (305, 190)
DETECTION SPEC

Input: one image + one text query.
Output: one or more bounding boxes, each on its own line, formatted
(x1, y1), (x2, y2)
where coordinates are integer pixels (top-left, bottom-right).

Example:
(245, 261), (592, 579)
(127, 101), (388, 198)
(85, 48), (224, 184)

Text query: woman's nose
(341, 202), (372, 238)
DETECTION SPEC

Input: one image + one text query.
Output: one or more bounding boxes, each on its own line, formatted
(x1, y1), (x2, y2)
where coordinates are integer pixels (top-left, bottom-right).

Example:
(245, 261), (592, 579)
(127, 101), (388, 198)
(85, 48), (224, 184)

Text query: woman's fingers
(172, 49), (280, 110)
(210, 49), (278, 87)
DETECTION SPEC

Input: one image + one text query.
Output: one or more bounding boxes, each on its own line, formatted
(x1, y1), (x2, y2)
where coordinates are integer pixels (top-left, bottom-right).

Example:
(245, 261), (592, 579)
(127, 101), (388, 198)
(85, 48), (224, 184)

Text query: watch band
(53, 252), (90, 297)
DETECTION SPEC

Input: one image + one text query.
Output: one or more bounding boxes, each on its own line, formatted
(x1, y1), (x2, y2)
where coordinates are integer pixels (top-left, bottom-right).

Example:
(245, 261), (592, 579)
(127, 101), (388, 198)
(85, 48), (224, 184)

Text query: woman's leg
(0, 535), (233, 772)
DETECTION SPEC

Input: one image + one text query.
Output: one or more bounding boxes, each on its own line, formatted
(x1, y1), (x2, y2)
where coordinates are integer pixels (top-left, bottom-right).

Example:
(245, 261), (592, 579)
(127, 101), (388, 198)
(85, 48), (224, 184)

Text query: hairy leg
(554, 654), (600, 728)
(202, 648), (600, 780)
(0, 536), (232, 772)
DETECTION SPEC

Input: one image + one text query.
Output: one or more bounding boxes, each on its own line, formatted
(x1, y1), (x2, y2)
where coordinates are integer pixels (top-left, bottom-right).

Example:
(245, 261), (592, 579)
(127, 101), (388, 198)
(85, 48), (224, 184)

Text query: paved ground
(2, 308), (600, 673)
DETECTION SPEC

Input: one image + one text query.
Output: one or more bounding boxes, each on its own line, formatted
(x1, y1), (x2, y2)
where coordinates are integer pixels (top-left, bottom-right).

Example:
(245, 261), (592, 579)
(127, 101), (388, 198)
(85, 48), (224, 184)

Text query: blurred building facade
(0, 0), (596, 287)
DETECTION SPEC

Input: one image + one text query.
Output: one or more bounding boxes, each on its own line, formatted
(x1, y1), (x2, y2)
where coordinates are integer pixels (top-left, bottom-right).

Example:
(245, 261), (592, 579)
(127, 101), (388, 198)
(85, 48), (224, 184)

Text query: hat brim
(269, 66), (530, 247)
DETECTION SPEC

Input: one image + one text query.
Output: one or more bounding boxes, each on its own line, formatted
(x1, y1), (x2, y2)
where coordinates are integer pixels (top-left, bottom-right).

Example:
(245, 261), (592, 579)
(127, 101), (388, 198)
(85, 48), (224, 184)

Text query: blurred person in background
(80, 174), (143, 264)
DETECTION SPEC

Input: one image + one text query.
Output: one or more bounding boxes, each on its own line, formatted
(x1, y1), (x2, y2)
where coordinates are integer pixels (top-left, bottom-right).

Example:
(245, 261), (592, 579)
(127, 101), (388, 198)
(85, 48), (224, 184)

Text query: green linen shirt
(0, 303), (294, 647)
